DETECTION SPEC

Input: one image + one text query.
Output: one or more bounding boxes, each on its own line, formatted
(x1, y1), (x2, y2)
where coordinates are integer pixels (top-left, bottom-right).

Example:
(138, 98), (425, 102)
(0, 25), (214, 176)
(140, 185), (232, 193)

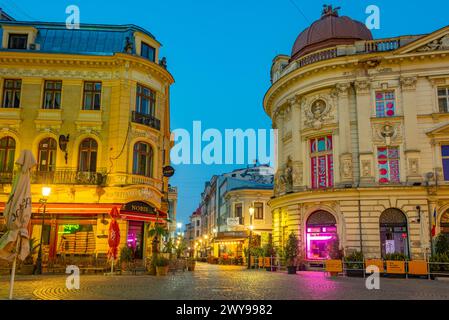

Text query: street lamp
(247, 205), (254, 269)
(34, 186), (51, 275)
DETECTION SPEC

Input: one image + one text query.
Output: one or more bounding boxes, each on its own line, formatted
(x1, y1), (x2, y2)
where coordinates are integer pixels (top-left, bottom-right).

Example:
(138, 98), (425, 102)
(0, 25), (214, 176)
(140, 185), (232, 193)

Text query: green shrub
(120, 246), (134, 263)
(384, 253), (407, 261)
(430, 253), (449, 272)
(283, 233), (299, 266)
(154, 256), (170, 267)
(435, 234), (449, 255)
(263, 243), (276, 257)
(344, 251), (364, 270)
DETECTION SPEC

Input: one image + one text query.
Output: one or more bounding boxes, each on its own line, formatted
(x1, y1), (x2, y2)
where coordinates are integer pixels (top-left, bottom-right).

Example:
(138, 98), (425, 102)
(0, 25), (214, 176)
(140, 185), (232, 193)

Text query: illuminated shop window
(310, 136), (333, 189)
(306, 210), (337, 260)
(377, 147), (400, 184)
(379, 208), (409, 258)
(375, 91), (396, 117)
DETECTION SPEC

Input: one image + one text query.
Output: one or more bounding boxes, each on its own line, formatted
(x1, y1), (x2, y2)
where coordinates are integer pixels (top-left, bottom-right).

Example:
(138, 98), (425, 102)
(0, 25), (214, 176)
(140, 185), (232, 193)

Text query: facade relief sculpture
(303, 97), (334, 130)
(417, 34), (449, 52)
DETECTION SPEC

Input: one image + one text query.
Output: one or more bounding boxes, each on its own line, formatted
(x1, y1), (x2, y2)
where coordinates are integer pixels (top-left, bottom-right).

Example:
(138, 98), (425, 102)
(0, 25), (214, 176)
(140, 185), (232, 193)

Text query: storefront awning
(120, 211), (168, 223)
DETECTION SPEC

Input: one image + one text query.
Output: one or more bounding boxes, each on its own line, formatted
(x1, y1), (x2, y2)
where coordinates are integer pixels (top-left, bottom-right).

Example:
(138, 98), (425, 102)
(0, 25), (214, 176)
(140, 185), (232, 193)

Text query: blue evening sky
(2, 0), (447, 225)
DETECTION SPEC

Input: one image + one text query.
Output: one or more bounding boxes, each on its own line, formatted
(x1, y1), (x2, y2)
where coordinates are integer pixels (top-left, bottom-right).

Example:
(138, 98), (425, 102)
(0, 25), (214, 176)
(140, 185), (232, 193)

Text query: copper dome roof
(291, 5), (373, 60)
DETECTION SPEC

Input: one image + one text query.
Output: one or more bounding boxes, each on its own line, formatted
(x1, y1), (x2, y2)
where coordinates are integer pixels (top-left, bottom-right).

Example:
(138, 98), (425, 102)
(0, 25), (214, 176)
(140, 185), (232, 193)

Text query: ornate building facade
(0, 16), (175, 262)
(264, 6), (449, 261)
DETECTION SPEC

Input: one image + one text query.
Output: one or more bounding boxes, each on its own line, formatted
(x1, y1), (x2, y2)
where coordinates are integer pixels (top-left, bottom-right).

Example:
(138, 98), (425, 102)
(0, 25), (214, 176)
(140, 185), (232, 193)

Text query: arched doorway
(380, 208), (409, 258)
(440, 211), (449, 235)
(306, 210), (337, 260)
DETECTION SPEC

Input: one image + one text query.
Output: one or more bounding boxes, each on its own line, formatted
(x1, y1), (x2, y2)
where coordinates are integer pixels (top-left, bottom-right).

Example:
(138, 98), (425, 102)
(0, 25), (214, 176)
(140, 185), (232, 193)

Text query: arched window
(306, 210), (337, 260)
(379, 208), (409, 258)
(78, 138), (98, 172)
(38, 138), (57, 172)
(440, 211), (449, 235)
(133, 142), (153, 177)
(0, 136), (15, 173)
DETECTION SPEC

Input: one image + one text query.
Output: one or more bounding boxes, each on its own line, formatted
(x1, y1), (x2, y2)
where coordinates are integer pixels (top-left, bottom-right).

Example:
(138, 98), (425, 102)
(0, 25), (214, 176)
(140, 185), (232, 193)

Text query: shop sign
(365, 259), (384, 272)
(123, 201), (157, 215)
(386, 261), (405, 274)
(408, 261), (428, 275)
(62, 224), (80, 234)
(227, 217), (240, 227)
(163, 166), (175, 177)
(326, 260), (343, 273)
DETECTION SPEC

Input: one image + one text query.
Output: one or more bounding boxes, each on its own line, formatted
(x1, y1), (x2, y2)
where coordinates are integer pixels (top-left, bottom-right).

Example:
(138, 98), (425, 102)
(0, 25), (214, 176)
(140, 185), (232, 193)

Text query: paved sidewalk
(1, 263), (449, 300)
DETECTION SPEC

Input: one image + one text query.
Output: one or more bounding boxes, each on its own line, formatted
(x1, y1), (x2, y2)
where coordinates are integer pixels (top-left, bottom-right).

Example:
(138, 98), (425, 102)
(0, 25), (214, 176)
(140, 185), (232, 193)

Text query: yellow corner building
(0, 16), (175, 264)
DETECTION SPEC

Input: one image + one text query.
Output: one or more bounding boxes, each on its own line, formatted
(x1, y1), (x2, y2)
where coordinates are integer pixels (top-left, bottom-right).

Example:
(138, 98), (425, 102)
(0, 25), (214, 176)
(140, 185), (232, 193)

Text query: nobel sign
(123, 202), (157, 214)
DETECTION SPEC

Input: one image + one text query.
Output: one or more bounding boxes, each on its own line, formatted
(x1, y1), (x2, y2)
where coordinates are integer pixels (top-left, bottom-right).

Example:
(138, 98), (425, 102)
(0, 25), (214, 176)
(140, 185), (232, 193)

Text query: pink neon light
(322, 227), (327, 232)
(306, 234), (333, 260)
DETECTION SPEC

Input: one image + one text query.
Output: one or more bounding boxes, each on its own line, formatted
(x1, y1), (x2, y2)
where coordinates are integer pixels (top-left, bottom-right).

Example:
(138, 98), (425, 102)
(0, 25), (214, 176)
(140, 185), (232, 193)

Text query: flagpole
(9, 237), (21, 300)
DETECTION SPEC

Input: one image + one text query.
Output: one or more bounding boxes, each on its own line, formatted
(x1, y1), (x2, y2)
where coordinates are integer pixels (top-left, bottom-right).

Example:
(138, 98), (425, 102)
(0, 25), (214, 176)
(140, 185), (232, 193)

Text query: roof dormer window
(141, 42), (155, 62)
(8, 34), (27, 49)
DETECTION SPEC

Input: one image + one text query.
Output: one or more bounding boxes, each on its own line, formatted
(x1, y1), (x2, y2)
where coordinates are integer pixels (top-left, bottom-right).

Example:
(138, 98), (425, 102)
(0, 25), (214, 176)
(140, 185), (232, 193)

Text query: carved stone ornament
(417, 34), (449, 52)
(408, 158), (419, 176)
(354, 80), (371, 94)
(361, 160), (372, 178)
(304, 97), (334, 130)
(373, 122), (402, 145)
(400, 76), (418, 91)
(292, 160), (303, 187)
(340, 155), (353, 180)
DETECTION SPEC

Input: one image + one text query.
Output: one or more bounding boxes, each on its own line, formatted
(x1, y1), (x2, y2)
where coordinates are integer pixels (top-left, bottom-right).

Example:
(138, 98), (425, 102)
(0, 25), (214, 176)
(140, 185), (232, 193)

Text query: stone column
(355, 80), (375, 185)
(335, 83), (353, 185)
(289, 96), (304, 190)
(400, 76), (422, 183)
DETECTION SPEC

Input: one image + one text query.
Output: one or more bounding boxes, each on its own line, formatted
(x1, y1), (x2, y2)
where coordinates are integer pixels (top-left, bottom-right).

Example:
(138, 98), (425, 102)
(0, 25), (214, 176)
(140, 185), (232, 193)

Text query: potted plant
(263, 243), (276, 271)
(284, 233), (299, 275)
(344, 251), (364, 277)
(187, 258), (196, 271)
(20, 238), (40, 275)
(430, 253), (449, 279)
(155, 256), (170, 276)
(435, 234), (449, 255)
(120, 246), (133, 272)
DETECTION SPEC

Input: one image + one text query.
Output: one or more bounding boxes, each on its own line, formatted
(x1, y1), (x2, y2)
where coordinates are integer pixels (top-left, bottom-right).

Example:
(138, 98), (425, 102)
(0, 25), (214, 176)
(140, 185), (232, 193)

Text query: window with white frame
(438, 87), (449, 113)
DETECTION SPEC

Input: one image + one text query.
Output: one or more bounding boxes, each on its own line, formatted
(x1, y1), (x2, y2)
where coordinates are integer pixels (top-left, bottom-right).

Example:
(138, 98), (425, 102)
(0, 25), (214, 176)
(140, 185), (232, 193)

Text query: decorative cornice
(400, 76), (418, 91)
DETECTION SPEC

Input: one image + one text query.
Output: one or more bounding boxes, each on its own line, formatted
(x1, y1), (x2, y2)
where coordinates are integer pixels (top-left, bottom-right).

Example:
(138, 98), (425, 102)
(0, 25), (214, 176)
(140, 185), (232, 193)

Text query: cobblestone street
(1, 263), (449, 300)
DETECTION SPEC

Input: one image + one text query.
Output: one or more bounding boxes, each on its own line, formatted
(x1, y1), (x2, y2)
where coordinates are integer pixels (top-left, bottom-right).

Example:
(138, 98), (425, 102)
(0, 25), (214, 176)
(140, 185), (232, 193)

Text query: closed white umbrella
(0, 150), (36, 299)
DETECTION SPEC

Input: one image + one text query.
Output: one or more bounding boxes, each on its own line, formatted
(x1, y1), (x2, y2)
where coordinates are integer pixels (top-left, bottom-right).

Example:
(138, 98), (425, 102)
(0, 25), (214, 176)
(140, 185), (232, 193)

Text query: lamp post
(247, 205), (254, 269)
(34, 187), (51, 275)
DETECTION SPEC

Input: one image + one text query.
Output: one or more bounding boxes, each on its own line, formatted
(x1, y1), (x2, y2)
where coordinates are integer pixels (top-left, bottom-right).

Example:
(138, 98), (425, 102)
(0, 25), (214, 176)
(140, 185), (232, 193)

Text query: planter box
(287, 266), (297, 274)
(346, 269), (364, 278)
(386, 261), (405, 274)
(156, 265), (169, 276)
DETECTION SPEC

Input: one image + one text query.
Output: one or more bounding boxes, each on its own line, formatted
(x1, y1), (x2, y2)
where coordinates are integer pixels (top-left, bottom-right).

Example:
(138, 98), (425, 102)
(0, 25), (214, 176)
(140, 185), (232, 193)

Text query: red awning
(120, 211), (168, 223)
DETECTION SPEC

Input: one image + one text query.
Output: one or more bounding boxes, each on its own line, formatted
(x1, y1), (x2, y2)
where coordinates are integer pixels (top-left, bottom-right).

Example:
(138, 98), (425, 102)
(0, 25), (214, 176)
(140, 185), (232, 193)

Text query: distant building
(190, 165), (274, 259)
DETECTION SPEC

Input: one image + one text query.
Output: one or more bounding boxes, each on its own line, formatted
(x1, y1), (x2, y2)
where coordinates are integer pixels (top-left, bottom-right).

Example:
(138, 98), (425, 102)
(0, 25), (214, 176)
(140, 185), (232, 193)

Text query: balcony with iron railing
(131, 111), (161, 131)
(0, 169), (107, 186)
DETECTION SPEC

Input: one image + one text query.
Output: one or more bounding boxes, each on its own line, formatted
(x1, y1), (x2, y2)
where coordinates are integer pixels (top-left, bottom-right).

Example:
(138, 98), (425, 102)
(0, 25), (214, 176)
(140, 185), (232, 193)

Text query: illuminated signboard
(61, 224), (80, 234)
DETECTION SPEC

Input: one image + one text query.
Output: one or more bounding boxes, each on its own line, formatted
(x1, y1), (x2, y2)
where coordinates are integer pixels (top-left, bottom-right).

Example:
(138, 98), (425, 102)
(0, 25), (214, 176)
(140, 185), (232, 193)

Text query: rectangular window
(196, 220), (200, 227)
(234, 203), (243, 224)
(8, 34), (27, 49)
(141, 42), (156, 62)
(136, 84), (156, 116)
(2, 79), (21, 108)
(375, 91), (396, 117)
(82, 82), (102, 110)
(438, 87), (449, 113)
(442, 145), (449, 181)
(310, 136), (334, 189)
(377, 147), (400, 184)
(254, 202), (264, 220)
(42, 80), (62, 109)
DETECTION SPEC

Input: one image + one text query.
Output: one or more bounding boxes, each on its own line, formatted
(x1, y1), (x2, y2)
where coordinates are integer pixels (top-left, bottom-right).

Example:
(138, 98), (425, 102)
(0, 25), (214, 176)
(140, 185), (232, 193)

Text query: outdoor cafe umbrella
(107, 206), (121, 274)
(0, 150), (36, 299)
